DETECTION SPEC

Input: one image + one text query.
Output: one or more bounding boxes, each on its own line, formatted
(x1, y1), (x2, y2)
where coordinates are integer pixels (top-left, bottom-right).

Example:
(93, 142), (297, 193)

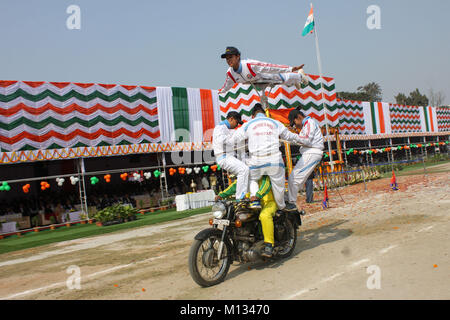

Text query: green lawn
(0, 206), (212, 255)
(379, 158), (450, 178)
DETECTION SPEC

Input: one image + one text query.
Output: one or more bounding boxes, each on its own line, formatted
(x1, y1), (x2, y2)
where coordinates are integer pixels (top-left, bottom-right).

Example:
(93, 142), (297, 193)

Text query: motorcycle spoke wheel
(189, 235), (231, 287)
(275, 219), (297, 257)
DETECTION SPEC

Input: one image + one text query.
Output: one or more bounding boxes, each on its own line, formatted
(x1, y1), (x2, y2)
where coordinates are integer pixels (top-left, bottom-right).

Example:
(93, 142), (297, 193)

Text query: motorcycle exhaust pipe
(233, 235), (256, 242)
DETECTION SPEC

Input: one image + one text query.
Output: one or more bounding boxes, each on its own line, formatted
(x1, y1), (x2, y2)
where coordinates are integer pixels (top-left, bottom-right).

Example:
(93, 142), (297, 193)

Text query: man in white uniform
(212, 111), (249, 201)
(228, 104), (305, 210)
(218, 46), (309, 93)
(285, 109), (324, 211)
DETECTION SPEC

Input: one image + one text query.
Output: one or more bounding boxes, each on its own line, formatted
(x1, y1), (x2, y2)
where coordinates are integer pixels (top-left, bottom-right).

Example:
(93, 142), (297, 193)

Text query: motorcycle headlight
(212, 202), (226, 219)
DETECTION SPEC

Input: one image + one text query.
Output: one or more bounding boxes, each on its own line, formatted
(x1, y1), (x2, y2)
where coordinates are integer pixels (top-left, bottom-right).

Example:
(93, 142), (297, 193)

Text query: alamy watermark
(366, 265), (381, 290)
(367, 5), (381, 30)
(66, 265), (81, 290)
(66, 5), (81, 30)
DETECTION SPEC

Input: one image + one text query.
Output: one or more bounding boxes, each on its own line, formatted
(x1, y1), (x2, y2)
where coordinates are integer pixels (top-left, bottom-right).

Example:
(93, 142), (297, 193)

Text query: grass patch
(379, 158), (450, 178)
(0, 206), (212, 255)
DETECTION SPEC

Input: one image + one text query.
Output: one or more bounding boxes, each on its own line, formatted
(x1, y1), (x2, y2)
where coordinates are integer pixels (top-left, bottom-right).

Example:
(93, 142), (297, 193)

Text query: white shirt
(219, 59), (293, 93)
(229, 113), (303, 163)
(212, 120), (235, 160)
(296, 116), (324, 155)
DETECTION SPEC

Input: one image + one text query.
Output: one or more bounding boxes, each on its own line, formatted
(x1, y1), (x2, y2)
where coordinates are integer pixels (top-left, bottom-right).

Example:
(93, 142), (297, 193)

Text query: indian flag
(302, 4), (315, 36)
(362, 102), (392, 135)
(419, 106), (438, 132)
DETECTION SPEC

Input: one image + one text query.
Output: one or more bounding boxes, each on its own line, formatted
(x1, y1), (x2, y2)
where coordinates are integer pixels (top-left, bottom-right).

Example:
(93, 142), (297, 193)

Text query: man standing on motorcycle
(216, 175), (278, 258)
(228, 103), (306, 211)
(212, 111), (249, 202)
(285, 108), (324, 211)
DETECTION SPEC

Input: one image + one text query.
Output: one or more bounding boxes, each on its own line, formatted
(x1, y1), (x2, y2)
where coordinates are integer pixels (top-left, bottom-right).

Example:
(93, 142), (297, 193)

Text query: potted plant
(16, 222), (21, 237)
(94, 209), (106, 226)
(65, 213), (71, 227)
(32, 215), (40, 232)
(116, 205), (128, 223)
(50, 216), (57, 230)
(125, 206), (138, 221)
(80, 213), (87, 224)
(93, 205), (124, 227)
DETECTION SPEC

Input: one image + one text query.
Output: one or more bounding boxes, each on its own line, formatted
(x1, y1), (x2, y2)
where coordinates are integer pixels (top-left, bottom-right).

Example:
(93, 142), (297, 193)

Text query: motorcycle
(188, 200), (302, 287)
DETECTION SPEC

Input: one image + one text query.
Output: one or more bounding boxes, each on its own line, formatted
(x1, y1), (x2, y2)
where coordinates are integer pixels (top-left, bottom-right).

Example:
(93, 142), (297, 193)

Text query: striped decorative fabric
(219, 74), (338, 127)
(1, 79), (449, 164)
(436, 106), (450, 132)
(389, 104), (422, 133)
(155, 87), (220, 144)
(420, 106), (439, 133)
(362, 102), (391, 135)
(0, 81), (160, 151)
(336, 99), (365, 135)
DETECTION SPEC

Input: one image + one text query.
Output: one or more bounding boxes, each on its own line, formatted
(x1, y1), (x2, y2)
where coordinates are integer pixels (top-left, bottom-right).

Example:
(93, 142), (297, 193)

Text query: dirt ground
(0, 163), (449, 300)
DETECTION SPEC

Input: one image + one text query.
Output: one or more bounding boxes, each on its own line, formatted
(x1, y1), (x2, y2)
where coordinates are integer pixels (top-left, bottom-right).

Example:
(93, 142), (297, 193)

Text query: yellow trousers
(259, 191), (277, 245)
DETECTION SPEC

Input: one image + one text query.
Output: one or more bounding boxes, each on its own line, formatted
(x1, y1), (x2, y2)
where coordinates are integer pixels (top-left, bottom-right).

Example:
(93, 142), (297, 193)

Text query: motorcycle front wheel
(188, 233), (232, 287)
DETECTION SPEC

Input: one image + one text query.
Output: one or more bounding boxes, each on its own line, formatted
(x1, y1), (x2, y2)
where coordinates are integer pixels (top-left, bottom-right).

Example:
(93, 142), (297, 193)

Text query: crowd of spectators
(0, 172), (226, 222)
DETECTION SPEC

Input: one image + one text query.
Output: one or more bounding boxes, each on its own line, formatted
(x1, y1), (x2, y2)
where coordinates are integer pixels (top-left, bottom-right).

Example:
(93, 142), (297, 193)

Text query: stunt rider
(216, 175), (278, 258)
(218, 46), (309, 93)
(212, 111), (249, 202)
(228, 104), (306, 210)
(285, 109), (324, 211)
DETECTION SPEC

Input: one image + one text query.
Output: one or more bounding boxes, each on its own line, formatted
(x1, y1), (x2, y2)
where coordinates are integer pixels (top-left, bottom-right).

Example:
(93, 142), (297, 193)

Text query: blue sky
(1, 0), (449, 104)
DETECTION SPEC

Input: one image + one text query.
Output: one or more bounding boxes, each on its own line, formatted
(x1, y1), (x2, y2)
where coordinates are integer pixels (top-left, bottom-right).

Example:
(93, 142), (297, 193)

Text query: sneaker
(298, 68), (309, 86)
(249, 200), (261, 209)
(299, 210), (306, 216)
(261, 243), (273, 258)
(284, 203), (298, 211)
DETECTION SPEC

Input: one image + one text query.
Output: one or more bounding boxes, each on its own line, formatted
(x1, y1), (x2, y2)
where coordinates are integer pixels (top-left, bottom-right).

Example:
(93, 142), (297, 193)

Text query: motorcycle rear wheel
(188, 234), (232, 287)
(275, 218), (297, 259)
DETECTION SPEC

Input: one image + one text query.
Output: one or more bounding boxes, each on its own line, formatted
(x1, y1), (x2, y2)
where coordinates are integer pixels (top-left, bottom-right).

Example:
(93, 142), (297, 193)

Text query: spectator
(201, 175), (210, 190)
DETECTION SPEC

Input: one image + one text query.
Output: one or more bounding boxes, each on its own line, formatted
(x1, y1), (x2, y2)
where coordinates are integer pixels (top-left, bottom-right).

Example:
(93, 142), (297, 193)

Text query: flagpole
(310, 3), (334, 172)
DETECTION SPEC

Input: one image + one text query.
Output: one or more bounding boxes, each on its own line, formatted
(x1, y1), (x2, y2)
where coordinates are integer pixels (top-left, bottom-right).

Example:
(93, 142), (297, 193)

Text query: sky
(0, 0), (449, 105)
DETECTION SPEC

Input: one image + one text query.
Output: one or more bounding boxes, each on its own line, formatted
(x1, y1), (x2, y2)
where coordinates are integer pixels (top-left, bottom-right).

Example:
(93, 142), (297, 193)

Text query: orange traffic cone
(390, 170), (398, 190)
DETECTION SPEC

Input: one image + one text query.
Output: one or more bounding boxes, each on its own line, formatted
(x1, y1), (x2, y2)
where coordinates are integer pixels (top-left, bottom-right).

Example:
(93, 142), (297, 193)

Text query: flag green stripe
(171, 87), (190, 142)
(423, 107), (430, 132)
(370, 102), (378, 134)
(302, 21), (314, 36)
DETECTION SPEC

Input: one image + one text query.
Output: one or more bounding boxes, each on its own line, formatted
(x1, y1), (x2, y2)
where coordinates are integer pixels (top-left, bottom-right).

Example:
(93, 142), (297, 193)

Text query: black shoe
(261, 243), (273, 258)
(284, 203), (297, 211)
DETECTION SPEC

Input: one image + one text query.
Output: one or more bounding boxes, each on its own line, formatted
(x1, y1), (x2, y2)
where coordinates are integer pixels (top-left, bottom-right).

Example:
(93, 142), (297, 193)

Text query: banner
(389, 104), (422, 133)
(0, 81), (160, 151)
(219, 74), (338, 127)
(436, 106), (450, 132)
(419, 106), (439, 133)
(362, 102), (391, 135)
(337, 99), (365, 135)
